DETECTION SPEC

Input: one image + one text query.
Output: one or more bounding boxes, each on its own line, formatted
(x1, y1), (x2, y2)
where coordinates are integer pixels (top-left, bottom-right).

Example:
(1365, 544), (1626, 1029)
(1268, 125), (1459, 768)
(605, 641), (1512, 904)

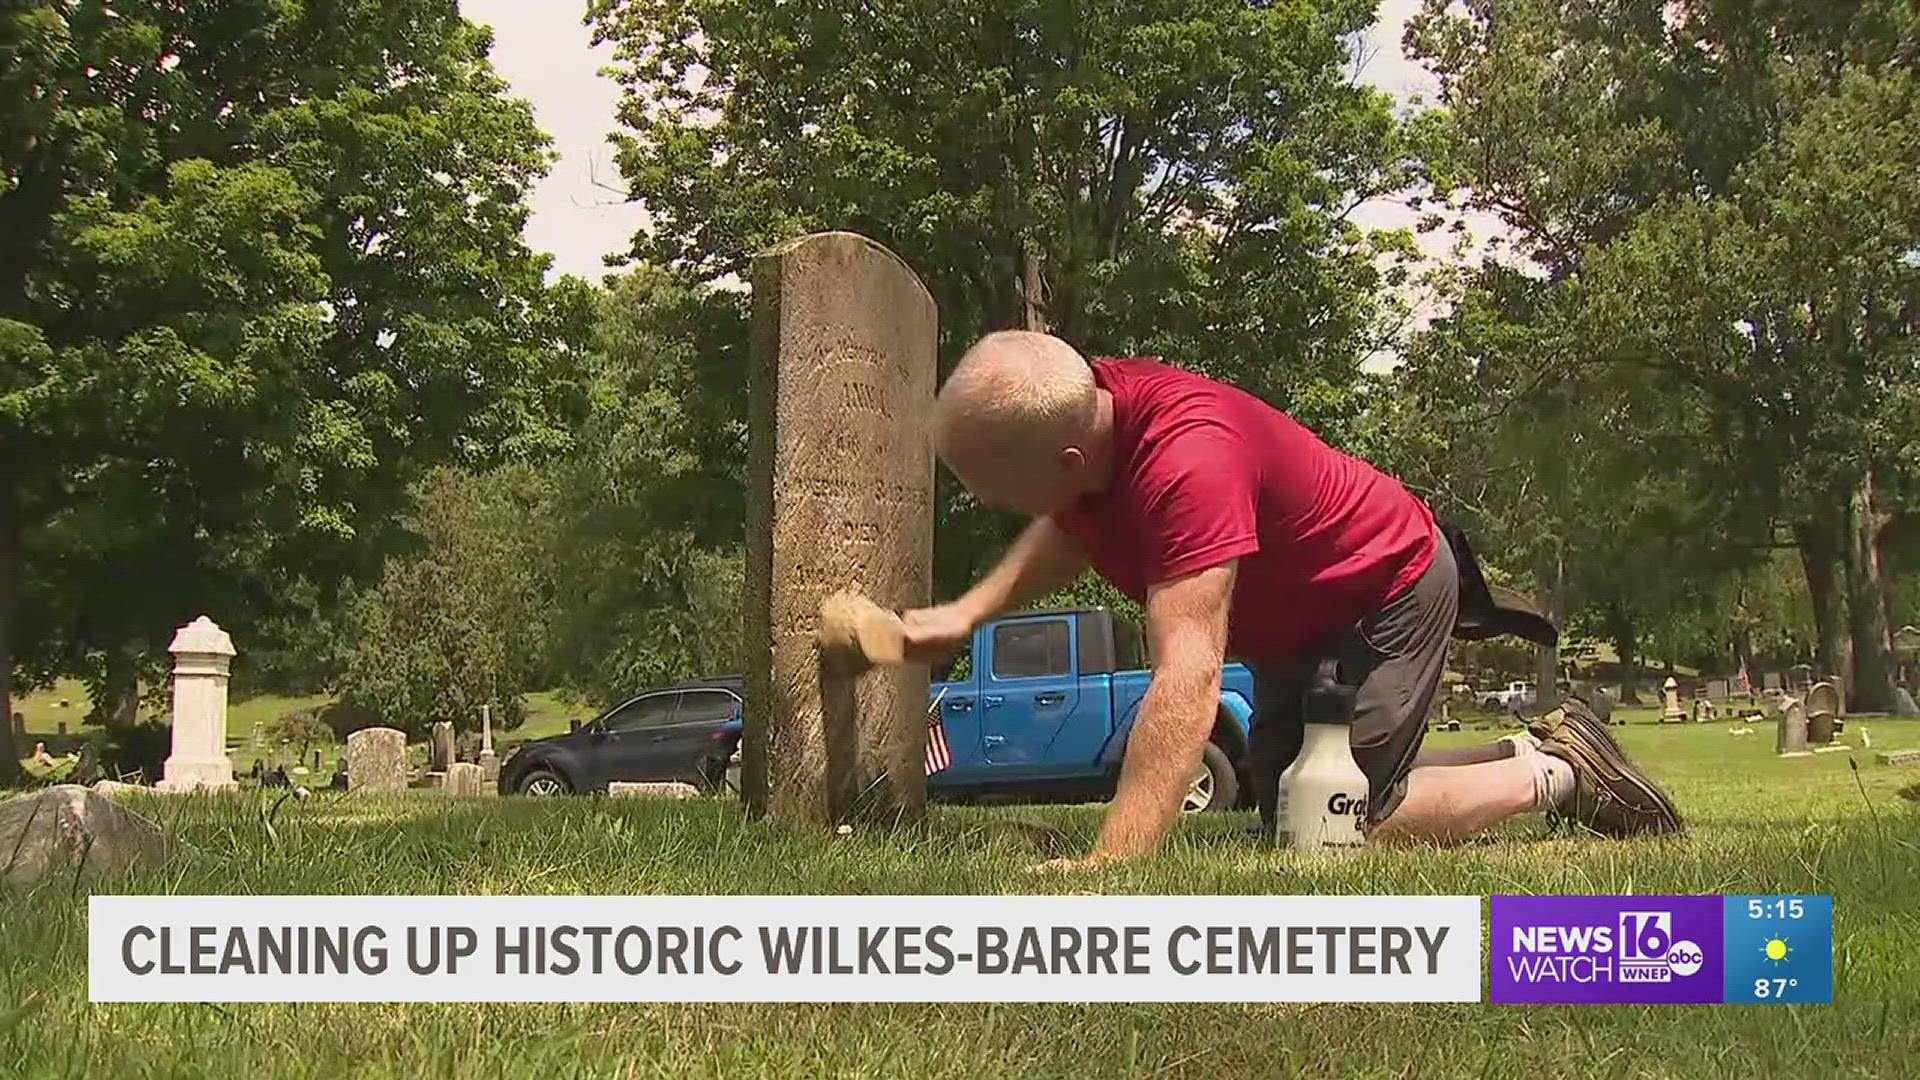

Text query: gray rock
(1893, 688), (1919, 717)
(1, 785), (178, 892)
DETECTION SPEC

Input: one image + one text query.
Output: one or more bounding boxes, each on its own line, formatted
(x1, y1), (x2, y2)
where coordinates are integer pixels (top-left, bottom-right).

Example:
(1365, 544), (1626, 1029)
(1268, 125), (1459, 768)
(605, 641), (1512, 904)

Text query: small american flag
(925, 686), (952, 775)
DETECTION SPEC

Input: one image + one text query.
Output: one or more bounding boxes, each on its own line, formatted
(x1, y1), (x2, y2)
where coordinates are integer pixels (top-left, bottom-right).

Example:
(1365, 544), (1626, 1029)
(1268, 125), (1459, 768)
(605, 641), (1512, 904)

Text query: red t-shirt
(1052, 357), (1437, 664)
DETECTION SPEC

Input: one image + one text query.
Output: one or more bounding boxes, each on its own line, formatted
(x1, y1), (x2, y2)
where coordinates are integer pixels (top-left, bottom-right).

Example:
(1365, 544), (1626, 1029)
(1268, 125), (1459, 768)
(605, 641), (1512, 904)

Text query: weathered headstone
(1706, 679), (1729, 700)
(444, 762), (485, 796)
(477, 704), (498, 783)
(1775, 700), (1810, 757)
(1661, 677), (1686, 724)
(1877, 748), (1920, 766)
(9, 712), (23, 740)
(1805, 681), (1841, 746)
(742, 231), (936, 829)
(1894, 687), (1919, 716)
(156, 616), (238, 792)
(56, 720), (67, 737)
(345, 727), (408, 792)
(428, 721), (454, 772)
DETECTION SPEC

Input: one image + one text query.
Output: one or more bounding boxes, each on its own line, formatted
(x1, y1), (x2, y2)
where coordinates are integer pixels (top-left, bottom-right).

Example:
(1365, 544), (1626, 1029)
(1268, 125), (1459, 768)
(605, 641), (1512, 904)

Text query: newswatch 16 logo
(1491, 895), (1724, 1004)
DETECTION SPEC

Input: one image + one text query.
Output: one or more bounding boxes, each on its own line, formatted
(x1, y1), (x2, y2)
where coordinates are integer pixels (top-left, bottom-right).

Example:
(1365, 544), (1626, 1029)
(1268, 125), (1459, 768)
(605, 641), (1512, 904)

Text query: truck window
(1110, 617), (1145, 671)
(939, 643), (973, 683)
(993, 619), (1073, 679)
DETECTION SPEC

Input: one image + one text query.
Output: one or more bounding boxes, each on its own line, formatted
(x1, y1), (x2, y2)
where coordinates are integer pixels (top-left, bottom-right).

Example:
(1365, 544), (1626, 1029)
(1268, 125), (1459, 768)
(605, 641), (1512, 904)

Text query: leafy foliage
(335, 466), (555, 737)
(0, 0), (581, 770)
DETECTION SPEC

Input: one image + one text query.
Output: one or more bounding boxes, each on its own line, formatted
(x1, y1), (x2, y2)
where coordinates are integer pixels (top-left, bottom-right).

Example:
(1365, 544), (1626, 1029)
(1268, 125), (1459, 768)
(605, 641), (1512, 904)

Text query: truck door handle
(984, 735), (1006, 747)
(947, 698), (973, 712)
(1034, 692), (1065, 706)
(983, 695), (1005, 709)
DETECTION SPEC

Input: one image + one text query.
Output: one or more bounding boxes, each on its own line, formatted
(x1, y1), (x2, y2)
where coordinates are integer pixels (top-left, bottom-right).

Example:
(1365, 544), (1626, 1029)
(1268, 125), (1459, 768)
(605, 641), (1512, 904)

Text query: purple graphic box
(1490, 895), (1724, 1004)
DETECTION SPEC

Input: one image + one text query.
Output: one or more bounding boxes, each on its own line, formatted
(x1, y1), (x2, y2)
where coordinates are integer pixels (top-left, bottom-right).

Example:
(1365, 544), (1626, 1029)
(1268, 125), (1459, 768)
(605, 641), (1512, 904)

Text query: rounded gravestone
(742, 231), (936, 829)
(1805, 681), (1841, 745)
(345, 727), (408, 792)
(1775, 700), (1810, 757)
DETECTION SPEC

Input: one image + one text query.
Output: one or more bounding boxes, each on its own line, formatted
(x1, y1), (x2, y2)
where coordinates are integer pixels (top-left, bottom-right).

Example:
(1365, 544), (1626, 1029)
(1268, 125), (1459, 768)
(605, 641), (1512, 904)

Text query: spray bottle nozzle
(1302, 658), (1360, 726)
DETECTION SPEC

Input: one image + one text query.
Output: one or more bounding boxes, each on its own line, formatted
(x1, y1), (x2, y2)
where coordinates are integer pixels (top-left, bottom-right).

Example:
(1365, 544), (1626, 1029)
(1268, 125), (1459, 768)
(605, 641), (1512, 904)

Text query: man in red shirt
(903, 331), (1681, 868)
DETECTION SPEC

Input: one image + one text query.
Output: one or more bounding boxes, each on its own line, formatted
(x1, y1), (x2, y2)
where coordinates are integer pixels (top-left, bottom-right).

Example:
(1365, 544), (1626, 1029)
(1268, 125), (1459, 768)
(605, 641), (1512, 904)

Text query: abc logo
(1325, 793), (1367, 816)
(1666, 941), (1703, 976)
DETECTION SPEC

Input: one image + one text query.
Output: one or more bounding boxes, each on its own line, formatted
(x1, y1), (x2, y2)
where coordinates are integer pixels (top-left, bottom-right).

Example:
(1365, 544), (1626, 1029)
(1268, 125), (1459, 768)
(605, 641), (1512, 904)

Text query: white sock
(1529, 750), (1575, 812)
(1501, 732), (1542, 758)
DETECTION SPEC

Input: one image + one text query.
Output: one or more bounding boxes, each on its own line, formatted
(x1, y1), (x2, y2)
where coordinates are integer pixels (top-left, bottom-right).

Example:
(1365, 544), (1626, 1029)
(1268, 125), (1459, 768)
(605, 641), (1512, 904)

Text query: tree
(1403, 0), (1920, 710)
(586, 0), (1421, 597)
(1, 0), (574, 774)
(336, 465), (559, 736)
(542, 267), (752, 705)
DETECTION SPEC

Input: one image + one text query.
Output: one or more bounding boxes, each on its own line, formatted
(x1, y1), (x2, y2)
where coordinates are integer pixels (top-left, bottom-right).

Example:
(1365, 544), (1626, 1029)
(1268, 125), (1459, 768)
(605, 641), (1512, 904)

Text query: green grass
(3, 719), (1919, 1078)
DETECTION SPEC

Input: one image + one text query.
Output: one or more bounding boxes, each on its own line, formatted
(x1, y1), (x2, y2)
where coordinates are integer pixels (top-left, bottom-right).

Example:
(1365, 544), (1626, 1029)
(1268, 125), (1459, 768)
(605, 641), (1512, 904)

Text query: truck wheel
(1182, 743), (1239, 813)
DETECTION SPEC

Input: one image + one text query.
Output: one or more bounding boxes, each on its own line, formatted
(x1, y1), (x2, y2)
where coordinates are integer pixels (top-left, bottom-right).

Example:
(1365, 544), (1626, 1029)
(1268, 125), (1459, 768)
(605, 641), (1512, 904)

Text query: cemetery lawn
(3, 722), (1918, 1079)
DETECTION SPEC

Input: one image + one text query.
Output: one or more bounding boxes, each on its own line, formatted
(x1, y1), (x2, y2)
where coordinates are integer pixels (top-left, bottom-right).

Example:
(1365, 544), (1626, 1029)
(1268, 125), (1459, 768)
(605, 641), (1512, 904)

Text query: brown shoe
(1532, 697), (1684, 837)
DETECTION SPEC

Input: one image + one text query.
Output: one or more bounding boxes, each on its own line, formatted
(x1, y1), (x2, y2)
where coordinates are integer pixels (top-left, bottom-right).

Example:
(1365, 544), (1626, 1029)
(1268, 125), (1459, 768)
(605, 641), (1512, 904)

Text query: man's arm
(948, 515), (1088, 626)
(1087, 559), (1237, 863)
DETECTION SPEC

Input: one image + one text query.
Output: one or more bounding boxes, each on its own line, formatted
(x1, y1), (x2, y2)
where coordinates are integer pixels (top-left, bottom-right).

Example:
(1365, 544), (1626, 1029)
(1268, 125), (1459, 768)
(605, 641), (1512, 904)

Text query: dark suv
(497, 677), (743, 796)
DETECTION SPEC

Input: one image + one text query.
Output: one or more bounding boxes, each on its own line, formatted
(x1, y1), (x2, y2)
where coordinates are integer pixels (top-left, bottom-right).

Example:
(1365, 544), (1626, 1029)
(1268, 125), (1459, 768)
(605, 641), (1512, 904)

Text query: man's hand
(1085, 560), (1237, 864)
(900, 602), (977, 663)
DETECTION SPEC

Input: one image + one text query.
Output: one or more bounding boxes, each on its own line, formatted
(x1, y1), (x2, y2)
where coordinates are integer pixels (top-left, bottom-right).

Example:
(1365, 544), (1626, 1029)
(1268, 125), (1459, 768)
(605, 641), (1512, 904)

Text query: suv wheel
(518, 767), (570, 796)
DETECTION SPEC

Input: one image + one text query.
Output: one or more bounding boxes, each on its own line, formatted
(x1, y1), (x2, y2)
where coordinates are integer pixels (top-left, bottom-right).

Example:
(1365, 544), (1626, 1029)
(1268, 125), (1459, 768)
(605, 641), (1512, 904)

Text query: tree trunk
(1796, 520), (1851, 684)
(1533, 546), (1565, 698)
(1844, 472), (1897, 713)
(99, 641), (142, 729)
(1731, 625), (1755, 700)
(1021, 242), (1047, 333)
(0, 516), (19, 781)
(1606, 604), (1640, 703)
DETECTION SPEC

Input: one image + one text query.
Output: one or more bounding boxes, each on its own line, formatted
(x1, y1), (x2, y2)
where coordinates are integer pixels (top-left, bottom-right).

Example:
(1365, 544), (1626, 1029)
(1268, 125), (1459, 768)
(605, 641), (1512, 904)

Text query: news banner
(86, 894), (1832, 1004)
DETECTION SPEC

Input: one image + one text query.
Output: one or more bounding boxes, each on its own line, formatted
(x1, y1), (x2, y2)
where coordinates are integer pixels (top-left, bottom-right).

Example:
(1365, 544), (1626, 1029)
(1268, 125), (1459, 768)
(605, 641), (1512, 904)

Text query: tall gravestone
(742, 232), (936, 828)
(156, 616), (237, 792)
(427, 722), (454, 772)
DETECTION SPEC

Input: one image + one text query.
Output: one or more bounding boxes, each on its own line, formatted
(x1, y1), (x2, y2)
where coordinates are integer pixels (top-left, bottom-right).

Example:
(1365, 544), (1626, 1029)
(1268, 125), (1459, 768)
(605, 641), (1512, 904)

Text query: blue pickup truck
(499, 606), (1259, 813)
(925, 607), (1258, 812)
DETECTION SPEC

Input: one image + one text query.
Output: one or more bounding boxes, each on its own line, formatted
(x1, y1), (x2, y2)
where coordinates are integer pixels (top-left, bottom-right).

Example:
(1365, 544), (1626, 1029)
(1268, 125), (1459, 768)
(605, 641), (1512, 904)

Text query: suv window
(992, 619), (1072, 679)
(602, 693), (680, 733)
(676, 689), (739, 724)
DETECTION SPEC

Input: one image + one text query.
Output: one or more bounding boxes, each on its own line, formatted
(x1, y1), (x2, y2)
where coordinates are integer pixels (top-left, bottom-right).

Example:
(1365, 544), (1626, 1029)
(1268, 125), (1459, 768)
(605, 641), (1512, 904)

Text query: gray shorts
(1246, 530), (1458, 827)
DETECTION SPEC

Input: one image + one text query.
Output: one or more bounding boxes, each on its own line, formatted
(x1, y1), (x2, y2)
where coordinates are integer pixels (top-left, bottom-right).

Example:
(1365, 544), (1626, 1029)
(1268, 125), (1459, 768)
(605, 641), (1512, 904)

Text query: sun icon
(1763, 936), (1792, 965)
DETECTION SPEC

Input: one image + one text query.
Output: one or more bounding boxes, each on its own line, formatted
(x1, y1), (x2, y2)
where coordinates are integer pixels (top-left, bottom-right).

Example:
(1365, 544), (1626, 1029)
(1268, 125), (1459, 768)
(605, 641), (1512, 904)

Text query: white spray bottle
(1275, 660), (1370, 851)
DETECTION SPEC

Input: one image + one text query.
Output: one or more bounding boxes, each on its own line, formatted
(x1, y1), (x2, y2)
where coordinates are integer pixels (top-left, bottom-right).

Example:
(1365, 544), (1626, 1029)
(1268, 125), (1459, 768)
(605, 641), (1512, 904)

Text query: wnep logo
(1616, 911), (1703, 982)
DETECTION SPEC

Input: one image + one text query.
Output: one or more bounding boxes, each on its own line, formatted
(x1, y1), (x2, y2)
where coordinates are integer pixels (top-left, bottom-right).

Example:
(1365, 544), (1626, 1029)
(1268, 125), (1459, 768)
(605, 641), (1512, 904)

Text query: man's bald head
(936, 331), (1098, 458)
(934, 331), (1107, 515)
